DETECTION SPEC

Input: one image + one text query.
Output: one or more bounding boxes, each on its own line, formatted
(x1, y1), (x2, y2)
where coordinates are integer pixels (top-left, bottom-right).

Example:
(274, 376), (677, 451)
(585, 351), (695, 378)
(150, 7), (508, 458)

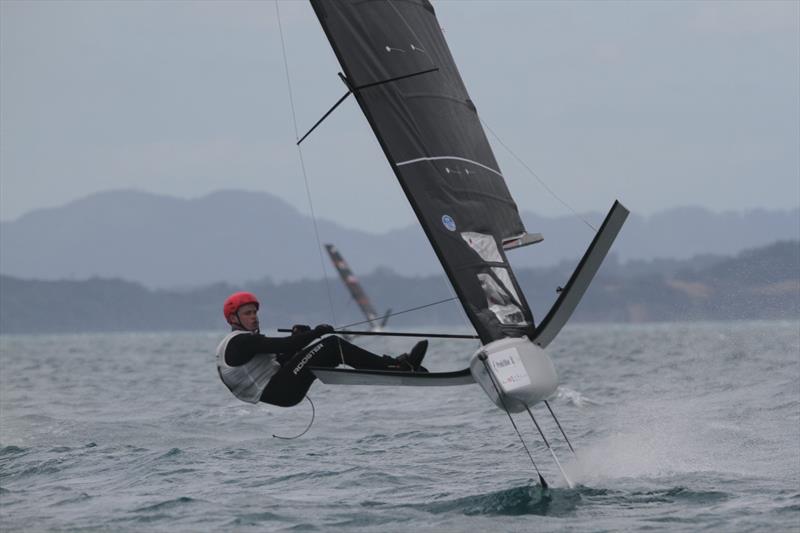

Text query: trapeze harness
(216, 331), (280, 404)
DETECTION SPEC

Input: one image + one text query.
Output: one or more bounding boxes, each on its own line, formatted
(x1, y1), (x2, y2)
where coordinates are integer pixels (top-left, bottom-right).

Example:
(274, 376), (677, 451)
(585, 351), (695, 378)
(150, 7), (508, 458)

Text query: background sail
(311, 0), (534, 343)
(325, 244), (380, 328)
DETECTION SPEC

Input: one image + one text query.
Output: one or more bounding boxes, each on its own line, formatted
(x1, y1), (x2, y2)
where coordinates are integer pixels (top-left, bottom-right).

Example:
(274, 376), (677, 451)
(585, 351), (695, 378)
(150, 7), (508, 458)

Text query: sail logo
(442, 214), (456, 231)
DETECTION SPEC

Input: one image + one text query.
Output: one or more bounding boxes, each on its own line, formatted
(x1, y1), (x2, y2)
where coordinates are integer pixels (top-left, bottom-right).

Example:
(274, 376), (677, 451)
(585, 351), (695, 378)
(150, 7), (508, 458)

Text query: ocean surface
(1, 321), (798, 532)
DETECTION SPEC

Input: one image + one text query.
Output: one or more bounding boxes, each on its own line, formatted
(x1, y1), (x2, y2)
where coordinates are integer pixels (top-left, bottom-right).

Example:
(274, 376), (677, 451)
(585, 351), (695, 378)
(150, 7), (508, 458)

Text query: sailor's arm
(224, 325), (333, 366)
(266, 324), (333, 353)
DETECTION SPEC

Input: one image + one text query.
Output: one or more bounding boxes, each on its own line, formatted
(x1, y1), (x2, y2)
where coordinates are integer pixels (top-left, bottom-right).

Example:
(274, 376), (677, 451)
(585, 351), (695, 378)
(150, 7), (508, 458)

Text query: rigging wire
(441, 282), (482, 349)
(481, 119), (598, 232)
(275, 0), (338, 327)
(339, 296), (459, 329)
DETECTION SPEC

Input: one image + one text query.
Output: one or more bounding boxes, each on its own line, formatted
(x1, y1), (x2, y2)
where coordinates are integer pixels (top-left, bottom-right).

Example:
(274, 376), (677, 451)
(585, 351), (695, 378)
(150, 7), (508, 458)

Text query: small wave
(392, 430), (444, 440)
(271, 466), (360, 484)
(625, 486), (729, 505)
(0, 445), (27, 457)
(158, 447), (183, 459)
(132, 496), (198, 513)
(217, 447), (253, 459)
(424, 483), (575, 516)
(777, 504), (800, 513)
(50, 492), (92, 507)
(772, 490), (800, 513)
(765, 398), (800, 412)
(14, 458), (67, 478)
(355, 433), (391, 445)
(229, 511), (286, 526)
(157, 468), (197, 477)
(574, 484), (732, 509)
(49, 446), (73, 453)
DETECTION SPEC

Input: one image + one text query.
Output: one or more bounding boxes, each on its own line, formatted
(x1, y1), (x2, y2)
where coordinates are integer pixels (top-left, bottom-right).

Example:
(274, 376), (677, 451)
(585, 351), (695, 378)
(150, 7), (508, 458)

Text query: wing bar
(503, 232), (544, 251)
(532, 200), (629, 348)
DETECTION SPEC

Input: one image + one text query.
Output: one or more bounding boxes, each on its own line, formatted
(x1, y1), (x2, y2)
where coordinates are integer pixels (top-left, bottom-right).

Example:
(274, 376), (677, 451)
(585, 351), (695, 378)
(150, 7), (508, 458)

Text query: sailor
(216, 291), (427, 407)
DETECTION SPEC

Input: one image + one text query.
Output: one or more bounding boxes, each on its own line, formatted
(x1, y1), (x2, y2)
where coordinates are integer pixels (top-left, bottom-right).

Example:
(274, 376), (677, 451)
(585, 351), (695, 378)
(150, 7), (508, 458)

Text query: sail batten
(395, 156), (504, 178)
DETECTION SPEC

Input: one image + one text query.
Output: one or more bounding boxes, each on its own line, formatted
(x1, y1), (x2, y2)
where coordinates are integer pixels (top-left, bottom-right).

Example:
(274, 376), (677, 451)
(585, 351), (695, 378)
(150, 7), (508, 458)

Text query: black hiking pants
(260, 336), (390, 407)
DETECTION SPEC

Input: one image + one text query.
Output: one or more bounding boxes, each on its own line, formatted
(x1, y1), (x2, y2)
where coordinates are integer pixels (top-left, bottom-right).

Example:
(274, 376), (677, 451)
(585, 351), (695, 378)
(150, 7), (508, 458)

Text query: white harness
(216, 331), (281, 404)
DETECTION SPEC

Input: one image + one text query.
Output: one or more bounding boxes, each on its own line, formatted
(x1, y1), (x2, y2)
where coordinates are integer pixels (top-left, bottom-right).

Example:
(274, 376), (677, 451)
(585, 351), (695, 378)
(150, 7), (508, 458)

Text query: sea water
(1, 321), (798, 532)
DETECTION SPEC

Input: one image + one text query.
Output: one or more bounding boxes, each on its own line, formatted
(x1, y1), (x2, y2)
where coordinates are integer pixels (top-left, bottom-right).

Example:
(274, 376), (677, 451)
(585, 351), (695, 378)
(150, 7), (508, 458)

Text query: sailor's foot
(393, 340), (428, 372)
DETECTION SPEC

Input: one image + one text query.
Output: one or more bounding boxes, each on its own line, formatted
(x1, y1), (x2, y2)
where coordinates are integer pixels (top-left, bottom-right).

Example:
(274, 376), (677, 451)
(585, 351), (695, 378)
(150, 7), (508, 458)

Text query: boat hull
(469, 337), (558, 413)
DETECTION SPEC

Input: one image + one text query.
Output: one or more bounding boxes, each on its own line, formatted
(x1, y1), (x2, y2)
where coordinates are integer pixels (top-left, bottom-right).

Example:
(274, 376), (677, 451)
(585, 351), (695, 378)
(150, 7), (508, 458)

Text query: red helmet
(223, 292), (260, 323)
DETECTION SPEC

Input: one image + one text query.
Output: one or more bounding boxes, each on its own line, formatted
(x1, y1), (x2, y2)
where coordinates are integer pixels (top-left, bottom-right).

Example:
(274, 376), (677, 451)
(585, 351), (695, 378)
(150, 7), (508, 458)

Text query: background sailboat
(325, 243), (390, 331)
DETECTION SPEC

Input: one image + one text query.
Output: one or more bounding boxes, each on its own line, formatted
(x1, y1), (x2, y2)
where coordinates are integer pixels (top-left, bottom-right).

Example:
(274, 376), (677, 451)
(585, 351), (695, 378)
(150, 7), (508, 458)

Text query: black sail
(311, 0), (533, 343)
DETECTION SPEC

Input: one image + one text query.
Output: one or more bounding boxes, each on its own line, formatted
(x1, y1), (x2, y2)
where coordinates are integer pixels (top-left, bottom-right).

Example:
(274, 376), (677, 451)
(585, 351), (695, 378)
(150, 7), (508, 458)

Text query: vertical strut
(524, 406), (574, 489)
(544, 400), (577, 455)
(478, 354), (548, 489)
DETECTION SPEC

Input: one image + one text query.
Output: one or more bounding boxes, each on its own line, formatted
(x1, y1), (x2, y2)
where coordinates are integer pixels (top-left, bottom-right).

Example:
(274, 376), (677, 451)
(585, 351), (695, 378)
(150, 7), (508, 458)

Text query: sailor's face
(237, 304), (260, 332)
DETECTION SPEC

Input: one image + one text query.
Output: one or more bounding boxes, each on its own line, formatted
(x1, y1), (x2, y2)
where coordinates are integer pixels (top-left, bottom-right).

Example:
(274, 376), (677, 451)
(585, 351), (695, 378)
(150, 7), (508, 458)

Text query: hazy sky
(2, 0), (798, 232)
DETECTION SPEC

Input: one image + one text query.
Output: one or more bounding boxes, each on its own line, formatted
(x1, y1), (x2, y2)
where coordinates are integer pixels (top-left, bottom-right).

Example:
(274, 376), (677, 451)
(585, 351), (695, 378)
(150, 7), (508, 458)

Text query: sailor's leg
(259, 338), (337, 407)
(284, 335), (423, 370)
(260, 337), (389, 407)
(259, 365), (315, 407)
(319, 336), (429, 371)
(305, 336), (394, 370)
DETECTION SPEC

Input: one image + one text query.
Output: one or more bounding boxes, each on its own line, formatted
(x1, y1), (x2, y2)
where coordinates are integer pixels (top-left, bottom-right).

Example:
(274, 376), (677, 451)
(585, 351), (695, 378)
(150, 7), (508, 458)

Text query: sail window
(461, 232), (502, 263)
(491, 267), (522, 307)
(477, 273), (527, 325)
(462, 231), (527, 324)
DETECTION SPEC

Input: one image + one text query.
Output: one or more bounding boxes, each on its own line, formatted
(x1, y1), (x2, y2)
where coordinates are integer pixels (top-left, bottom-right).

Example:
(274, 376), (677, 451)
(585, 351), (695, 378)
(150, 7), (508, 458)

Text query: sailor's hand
(313, 324), (335, 336)
(291, 324), (311, 335)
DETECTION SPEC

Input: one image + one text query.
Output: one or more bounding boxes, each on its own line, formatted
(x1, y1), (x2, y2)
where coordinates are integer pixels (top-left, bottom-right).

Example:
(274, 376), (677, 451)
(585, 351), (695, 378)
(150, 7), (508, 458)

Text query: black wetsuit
(223, 330), (393, 407)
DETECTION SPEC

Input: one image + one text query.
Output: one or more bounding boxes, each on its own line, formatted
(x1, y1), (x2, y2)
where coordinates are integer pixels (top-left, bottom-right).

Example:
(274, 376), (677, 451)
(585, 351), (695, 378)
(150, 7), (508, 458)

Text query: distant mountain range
(1, 241), (797, 334)
(1, 189), (798, 288)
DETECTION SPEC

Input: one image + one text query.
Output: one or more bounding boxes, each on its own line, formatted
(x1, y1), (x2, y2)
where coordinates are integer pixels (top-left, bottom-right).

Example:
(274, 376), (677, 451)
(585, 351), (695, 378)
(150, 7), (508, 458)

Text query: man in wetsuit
(216, 291), (427, 407)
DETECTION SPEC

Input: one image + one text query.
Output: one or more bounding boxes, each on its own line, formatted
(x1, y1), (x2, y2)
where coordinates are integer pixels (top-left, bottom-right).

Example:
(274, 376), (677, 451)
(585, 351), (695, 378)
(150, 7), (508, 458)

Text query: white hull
(469, 336), (558, 413)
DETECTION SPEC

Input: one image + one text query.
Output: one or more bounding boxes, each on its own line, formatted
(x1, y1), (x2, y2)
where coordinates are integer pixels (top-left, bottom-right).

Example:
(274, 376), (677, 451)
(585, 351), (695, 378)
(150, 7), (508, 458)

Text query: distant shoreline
(2, 319), (798, 339)
(2, 241), (797, 335)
